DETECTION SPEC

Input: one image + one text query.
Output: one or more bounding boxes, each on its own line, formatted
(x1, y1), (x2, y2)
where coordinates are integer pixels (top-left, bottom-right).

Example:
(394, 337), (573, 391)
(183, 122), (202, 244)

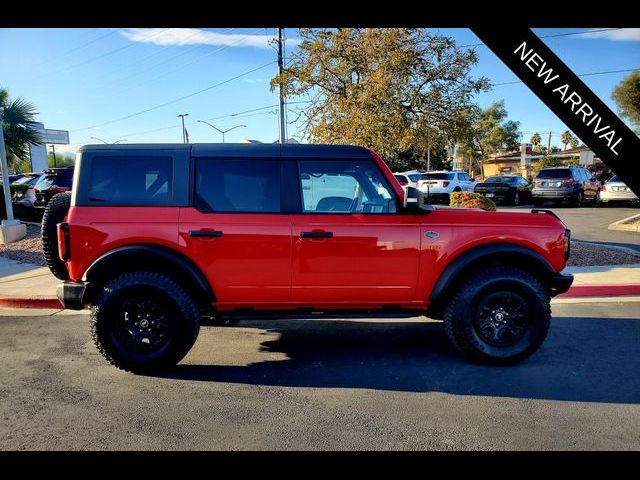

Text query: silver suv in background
(532, 166), (599, 207)
(599, 175), (639, 205)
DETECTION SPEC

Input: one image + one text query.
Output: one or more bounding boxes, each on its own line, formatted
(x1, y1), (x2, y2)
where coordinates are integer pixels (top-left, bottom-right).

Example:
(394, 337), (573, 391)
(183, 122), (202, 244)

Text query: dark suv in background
(532, 166), (599, 207)
(33, 167), (74, 211)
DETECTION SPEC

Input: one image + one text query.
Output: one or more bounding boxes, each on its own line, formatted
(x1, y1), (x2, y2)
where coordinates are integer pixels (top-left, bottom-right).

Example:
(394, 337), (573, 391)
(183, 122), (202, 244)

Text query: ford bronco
(43, 143), (573, 373)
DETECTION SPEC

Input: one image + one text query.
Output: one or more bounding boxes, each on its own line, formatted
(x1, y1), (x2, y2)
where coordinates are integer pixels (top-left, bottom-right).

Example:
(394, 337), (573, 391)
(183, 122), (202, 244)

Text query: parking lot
(498, 204), (640, 251)
(1, 300), (639, 450)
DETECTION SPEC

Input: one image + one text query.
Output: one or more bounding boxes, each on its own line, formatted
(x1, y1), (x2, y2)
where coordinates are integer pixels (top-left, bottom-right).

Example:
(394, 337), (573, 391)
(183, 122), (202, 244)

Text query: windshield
(486, 176), (517, 183)
(11, 176), (36, 185)
(608, 175), (622, 183)
(394, 175), (408, 183)
(536, 169), (571, 179)
(407, 174), (423, 182)
(421, 173), (454, 180)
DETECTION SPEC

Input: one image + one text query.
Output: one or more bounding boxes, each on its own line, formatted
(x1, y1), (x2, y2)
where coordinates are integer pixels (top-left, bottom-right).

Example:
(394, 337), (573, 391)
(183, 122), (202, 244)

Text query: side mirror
(403, 186), (429, 212)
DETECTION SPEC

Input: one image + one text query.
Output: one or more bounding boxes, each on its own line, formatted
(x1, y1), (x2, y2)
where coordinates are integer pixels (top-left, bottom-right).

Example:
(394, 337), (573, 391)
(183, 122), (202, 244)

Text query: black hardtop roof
(79, 143), (373, 159)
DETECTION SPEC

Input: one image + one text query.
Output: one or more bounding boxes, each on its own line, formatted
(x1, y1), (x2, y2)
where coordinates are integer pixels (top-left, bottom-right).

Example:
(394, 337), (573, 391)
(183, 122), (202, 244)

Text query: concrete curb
(0, 295), (63, 309)
(608, 213), (640, 233)
(2, 283), (640, 309)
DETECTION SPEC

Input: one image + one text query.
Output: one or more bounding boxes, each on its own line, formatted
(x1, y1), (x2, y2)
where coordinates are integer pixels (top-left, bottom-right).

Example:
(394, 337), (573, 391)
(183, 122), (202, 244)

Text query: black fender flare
(429, 242), (556, 306)
(83, 244), (215, 306)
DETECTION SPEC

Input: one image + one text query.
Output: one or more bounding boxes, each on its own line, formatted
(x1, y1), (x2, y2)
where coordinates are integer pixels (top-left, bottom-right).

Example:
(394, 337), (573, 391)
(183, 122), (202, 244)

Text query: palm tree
(1, 87), (42, 171)
(530, 132), (542, 151)
(561, 130), (574, 151)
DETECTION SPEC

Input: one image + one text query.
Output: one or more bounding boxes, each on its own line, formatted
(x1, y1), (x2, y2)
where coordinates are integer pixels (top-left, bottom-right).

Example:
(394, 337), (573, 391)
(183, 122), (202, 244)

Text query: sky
(0, 27), (638, 157)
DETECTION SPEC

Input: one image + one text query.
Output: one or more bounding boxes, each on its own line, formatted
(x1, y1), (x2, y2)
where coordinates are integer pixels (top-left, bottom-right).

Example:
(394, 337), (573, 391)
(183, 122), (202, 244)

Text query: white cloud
(579, 28), (640, 41)
(120, 28), (278, 49)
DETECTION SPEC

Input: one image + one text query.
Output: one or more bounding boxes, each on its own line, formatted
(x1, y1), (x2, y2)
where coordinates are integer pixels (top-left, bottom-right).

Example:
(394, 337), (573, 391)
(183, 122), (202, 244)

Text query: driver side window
(298, 160), (397, 213)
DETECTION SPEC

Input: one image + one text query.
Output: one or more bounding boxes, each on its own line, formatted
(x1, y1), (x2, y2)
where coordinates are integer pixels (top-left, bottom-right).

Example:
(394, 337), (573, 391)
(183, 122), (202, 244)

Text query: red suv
(43, 143), (573, 373)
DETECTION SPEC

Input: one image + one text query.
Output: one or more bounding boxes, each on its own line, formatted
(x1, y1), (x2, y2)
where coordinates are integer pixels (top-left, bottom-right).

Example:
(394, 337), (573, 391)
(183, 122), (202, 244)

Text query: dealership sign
(471, 28), (640, 196)
(38, 128), (70, 145)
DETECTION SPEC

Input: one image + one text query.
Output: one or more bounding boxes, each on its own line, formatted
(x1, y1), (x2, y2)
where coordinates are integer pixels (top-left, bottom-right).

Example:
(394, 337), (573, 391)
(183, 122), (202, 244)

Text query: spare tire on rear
(41, 192), (71, 280)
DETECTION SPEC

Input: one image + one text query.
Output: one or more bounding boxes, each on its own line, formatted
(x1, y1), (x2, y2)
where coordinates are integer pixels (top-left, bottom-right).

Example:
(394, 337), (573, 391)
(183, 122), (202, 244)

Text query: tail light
(533, 180), (542, 187)
(564, 229), (571, 260)
(57, 222), (70, 261)
(51, 186), (70, 194)
(561, 178), (576, 186)
(399, 181), (408, 186)
(600, 184), (607, 191)
(443, 181), (450, 187)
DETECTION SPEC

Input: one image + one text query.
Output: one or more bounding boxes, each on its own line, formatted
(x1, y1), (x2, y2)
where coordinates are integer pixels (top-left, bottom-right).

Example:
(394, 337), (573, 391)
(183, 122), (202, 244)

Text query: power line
(493, 67), (638, 86)
(32, 28), (170, 82)
(72, 61), (277, 133)
(460, 28), (624, 48)
(95, 28), (238, 96)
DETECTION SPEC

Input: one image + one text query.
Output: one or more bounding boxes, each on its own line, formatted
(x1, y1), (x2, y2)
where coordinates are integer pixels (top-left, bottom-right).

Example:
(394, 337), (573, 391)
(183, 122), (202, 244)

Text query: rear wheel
(443, 266), (551, 364)
(572, 192), (583, 207)
(41, 192), (71, 280)
(90, 271), (200, 373)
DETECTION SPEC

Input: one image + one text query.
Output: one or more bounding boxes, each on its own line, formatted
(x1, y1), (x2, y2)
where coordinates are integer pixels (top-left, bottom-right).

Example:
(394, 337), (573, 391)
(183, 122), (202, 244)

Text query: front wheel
(443, 266), (551, 364)
(90, 272), (201, 373)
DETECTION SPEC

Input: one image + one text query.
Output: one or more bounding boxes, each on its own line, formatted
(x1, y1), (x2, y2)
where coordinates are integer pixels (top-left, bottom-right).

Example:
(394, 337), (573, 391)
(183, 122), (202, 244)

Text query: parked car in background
(474, 175), (532, 206)
(402, 170), (427, 188)
(532, 166), (599, 207)
(599, 175), (639, 205)
(393, 173), (410, 190)
(11, 172), (43, 217)
(417, 170), (476, 204)
(33, 167), (74, 210)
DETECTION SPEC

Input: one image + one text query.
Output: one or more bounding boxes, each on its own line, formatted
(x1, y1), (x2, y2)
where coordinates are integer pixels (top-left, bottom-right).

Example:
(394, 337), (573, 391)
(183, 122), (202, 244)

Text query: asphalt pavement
(1, 301), (639, 450)
(498, 205), (640, 252)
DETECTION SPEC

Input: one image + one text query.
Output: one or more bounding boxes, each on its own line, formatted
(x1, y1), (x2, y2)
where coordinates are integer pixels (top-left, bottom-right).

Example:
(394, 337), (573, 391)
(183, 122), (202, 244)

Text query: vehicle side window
(195, 158), (281, 213)
(298, 160), (397, 214)
(88, 156), (172, 202)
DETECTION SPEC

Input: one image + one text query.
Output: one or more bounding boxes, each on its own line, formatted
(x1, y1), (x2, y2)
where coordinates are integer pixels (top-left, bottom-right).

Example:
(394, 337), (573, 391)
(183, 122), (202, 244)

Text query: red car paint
(61, 149), (568, 313)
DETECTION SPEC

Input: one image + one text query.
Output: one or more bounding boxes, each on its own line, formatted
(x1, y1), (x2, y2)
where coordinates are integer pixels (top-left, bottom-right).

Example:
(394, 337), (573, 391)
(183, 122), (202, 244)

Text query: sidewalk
(2, 255), (640, 309)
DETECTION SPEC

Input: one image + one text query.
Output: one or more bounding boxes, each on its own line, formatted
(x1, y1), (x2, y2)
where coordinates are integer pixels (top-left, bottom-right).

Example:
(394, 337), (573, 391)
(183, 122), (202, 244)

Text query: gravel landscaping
(1, 223), (639, 269)
(0, 223), (45, 266)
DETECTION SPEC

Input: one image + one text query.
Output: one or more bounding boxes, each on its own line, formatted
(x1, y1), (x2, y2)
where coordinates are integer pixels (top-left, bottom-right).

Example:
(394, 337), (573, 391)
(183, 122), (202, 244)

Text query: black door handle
(189, 230), (223, 238)
(300, 231), (333, 239)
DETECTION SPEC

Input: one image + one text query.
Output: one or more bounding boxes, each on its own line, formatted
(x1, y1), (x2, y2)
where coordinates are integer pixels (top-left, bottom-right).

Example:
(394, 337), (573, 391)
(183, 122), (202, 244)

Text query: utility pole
(277, 28), (286, 145)
(427, 127), (431, 171)
(0, 109), (15, 222)
(547, 131), (552, 153)
(177, 113), (189, 144)
(0, 108), (26, 243)
(51, 144), (56, 167)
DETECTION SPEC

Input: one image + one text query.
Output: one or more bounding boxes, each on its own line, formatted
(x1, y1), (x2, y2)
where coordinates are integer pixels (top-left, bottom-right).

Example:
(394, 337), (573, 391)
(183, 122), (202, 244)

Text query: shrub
(450, 191), (497, 211)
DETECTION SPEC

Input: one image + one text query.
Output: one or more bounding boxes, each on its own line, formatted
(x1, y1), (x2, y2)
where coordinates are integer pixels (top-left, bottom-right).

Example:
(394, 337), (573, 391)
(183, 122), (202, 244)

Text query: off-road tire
(41, 192), (71, 280)
(90, 271), (200, 374)
(443, 265), (551, 365)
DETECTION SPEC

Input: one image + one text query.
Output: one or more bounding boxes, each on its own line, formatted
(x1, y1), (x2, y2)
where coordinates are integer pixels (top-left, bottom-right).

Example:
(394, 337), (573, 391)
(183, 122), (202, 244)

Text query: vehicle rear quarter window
(88, 156), (173, 202)
(422, 173), (455, 180)
(194, 158), (281, 213)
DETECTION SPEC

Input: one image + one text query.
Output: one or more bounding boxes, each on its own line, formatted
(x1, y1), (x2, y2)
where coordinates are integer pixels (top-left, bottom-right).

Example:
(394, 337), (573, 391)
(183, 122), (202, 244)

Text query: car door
(179, 155), (292, 307)
(289, 158), (422, 306)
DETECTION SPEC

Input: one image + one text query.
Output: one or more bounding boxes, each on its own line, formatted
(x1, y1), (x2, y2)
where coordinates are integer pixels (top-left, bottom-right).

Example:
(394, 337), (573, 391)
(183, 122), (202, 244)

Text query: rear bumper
(549, 273), (574, 297)
(532, 188), (575, 199)
(56, 282), (87, 310)
(600, 191), (639, 202)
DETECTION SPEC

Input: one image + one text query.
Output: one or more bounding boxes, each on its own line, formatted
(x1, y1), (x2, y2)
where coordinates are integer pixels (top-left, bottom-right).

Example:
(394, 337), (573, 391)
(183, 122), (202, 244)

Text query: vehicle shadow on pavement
(158, 316), (640, 404)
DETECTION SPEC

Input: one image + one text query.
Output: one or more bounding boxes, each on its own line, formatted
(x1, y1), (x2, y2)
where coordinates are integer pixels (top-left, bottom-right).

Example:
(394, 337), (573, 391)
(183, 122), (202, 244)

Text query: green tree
(530, 132), (542, 151)
(612, 71), (640, 133)
(1, 87), (42, 171)
(47, 152), (74, 168)
(452, 101), (520, 175)
(560, 130), (578, 150)
(272, 28), (490, 170)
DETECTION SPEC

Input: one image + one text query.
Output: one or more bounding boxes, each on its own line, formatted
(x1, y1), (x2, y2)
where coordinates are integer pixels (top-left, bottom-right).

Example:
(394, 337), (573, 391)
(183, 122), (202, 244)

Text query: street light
(197, 120), (246, 143)
(177, 113), (189, 144)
